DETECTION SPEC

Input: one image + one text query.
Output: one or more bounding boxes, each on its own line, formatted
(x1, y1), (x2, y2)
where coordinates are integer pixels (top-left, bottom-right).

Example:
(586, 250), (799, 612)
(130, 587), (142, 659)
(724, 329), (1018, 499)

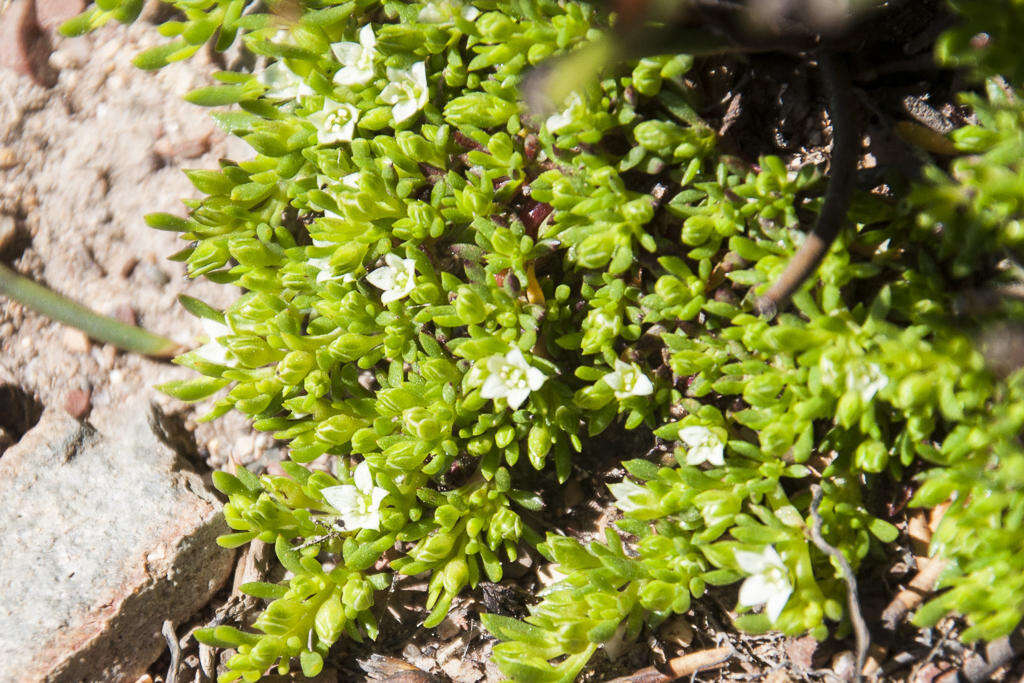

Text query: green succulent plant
(56, 0), (1024, 680)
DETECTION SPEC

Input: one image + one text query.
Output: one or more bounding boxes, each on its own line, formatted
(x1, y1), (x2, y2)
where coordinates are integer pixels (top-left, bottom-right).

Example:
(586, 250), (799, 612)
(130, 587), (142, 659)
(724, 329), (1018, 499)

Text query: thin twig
(162, 620), (181, 683)
(808, 485), (870, 682)
(755, 52), (859, 318)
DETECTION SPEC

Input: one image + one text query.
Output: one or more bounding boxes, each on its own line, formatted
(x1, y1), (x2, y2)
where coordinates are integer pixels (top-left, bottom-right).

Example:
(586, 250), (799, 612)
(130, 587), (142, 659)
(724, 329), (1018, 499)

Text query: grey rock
(0, 407), (235, 682)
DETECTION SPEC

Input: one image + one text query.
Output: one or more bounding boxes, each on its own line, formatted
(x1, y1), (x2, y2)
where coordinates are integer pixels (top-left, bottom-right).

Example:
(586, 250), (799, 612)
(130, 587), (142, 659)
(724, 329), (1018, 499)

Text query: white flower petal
(505, 346), (528, 369)
(195, 341), (228, 365)
(366, 265), (397, 291)
(392, 98), (420, 123)
(349, 508), (381, 531)
(480, 373), (508, 400)
(525, 366), (547, 391)
(330, 42), (361, 63)
(410, 62), (428, 104)
(202, 318), (230, 338)
(737, 573), (774, 609)
(334, 65), (372, 86)
(370, 486), (388, 510)
(630, 371), (654, 396)
(678, 425), (712, 448)
(734, 548), (771, 574)
(358, 23), (376, 48)
(603, 371), (626, 393)
(506, 387), (530, 410)
(485, 354), (508, 376)
(685, 448), (709, 466)
(765, 585), (792, 623)
(380, 287), (402, 305)
(608, 480), (647, 513)
(322, 484), (359, 513)
(353, 461), (373, 492)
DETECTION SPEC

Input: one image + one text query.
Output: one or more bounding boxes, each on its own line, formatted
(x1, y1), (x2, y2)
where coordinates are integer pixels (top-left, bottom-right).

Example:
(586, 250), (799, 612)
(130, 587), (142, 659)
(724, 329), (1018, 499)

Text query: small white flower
(330, 24), (377, 86)
(418, 0), (480, 23)
(366, 253), (417, 304)
(602, 359), (654, 399)
(310, 99), (360, 145)
(846, 362), (888, 403)
(480, 347), (547, 410)
(258, 61), (314, 101)
(194, 318), (232, 366)
(380, 62), (429, 124)
(735, 545), (793, 623)
(321, 461), (389, 531)
(678, 425), (725, 467)
(545, 92), (585, 134)
(607, 479), (649, 514)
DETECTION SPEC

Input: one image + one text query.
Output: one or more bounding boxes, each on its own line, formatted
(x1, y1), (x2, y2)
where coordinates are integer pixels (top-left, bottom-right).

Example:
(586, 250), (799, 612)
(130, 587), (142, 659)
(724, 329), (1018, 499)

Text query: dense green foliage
(63, 0), (1024, 680)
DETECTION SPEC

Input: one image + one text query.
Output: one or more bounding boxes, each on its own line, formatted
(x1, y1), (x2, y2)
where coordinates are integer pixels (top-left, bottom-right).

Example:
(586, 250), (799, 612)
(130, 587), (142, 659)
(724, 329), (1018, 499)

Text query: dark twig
(808, 485), (870, 682)
(162, 619), (181, 683)
(755, 52), (859, 318)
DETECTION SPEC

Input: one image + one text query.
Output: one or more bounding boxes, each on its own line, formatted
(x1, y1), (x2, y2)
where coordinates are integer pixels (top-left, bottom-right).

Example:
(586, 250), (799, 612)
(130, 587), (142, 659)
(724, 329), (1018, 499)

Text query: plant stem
(756, 51), (859, 318)
(0, 262), (180, 357)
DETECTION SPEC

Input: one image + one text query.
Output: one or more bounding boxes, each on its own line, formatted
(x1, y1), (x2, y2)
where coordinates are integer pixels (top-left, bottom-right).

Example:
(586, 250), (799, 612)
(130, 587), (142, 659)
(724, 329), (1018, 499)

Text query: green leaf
(300, 651), (324, 677)
(240, 581), (289, 600)
(275, 536), (304, 575)
(133, 40), (189, 70)
(145, 212), (190, 232)
(186, 84), (255, 106)
(481, 614), (550, 647)
(158, 377), (229, 401)
(314, 591), (344, 644)
(868, 518), (899, 543)
(217, 532), (257, 548)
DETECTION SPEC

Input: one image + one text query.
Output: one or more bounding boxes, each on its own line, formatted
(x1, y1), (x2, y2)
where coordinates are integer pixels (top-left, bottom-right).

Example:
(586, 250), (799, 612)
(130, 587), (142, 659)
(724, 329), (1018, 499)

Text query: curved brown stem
(755, 51), (859, 318)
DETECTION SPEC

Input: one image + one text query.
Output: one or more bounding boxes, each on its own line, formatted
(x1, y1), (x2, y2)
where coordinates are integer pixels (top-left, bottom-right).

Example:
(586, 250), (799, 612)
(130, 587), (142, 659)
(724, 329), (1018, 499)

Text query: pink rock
(0, 408), (235, 681)
(34, 0), (86, 30)
(0, 0), (58, 86)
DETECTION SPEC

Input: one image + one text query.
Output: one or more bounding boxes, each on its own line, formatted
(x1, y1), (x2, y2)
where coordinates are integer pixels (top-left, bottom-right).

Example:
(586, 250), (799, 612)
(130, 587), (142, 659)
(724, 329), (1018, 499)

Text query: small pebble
(61, 328), (91, 354)
(0, 147), (17, 170)
(831, 650), (856, 682)
(0, 215), (17, 254)
(112, 303), (137, 326)
(436, 616), (461, 641)
(63, 388), (92, 419)
(100, 343), (117, 369)
(233, 434), (254, 459)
